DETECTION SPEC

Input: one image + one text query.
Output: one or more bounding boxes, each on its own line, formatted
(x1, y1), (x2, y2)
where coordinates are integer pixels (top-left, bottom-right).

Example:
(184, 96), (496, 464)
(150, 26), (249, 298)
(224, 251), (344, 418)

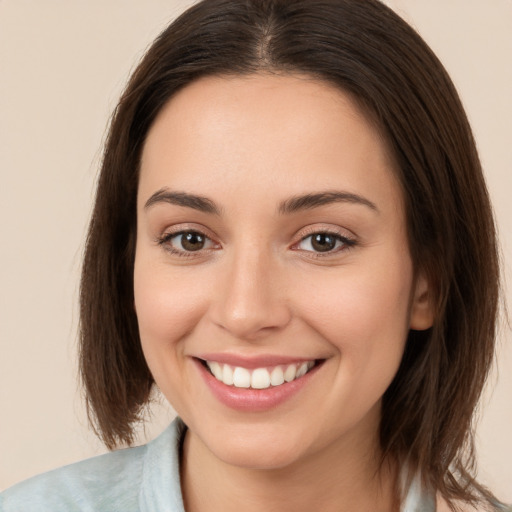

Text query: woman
(1, 0), (508, 510)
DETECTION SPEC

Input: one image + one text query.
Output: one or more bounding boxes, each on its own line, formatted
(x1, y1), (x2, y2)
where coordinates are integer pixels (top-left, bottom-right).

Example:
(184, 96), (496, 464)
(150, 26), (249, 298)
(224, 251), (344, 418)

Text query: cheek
(133, 258), (209, 358)
(294, 259), (413, 380)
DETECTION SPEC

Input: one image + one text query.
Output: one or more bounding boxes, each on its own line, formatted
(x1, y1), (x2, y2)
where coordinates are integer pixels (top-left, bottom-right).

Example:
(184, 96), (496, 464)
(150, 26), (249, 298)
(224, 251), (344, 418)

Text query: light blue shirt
(1, 418), (435, 511)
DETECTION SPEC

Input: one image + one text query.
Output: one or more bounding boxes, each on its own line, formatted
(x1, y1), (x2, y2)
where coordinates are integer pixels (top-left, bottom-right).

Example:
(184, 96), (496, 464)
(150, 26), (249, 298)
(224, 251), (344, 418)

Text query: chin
(191, 416), (315, 471)
(211, 436), (305, 471)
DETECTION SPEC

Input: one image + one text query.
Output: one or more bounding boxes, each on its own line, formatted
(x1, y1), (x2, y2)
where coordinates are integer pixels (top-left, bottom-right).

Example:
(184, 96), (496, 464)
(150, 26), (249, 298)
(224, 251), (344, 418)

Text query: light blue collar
(141, 418), (436, 512)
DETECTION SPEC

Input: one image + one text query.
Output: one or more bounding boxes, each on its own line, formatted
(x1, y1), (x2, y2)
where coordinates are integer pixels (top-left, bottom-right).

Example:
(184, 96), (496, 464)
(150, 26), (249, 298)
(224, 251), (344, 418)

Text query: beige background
(1, 0), (511, 500)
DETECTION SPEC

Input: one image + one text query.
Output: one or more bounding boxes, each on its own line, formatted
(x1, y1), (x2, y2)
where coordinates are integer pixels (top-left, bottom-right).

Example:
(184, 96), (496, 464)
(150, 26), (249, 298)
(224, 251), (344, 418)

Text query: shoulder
(0, 418), (186, 512)
(1, 443), (148, 512)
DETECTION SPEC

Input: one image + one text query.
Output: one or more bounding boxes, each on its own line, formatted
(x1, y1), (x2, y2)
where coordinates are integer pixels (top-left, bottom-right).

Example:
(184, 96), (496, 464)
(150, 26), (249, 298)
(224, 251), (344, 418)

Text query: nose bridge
(212, 239), (290, 339)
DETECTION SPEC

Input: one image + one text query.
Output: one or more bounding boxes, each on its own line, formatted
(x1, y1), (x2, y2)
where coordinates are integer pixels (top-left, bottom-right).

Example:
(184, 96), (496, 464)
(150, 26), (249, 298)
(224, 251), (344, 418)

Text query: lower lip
(194, 359), (322, 412)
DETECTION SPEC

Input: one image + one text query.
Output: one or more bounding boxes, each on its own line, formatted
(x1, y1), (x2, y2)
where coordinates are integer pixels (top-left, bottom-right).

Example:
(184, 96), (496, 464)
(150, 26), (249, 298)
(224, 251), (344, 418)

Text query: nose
(209, 245), (292, 341)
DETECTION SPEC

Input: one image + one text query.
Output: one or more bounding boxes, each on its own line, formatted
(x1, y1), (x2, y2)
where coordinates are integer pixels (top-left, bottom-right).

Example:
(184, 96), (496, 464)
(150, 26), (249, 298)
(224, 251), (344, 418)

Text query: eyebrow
(278, 191), (378, 215)
(144, 188), (221, 215)
(144, 188), (378, 216)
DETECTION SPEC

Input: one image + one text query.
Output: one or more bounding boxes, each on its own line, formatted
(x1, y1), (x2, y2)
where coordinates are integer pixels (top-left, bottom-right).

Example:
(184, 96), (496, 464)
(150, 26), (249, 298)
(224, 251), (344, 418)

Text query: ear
(409, 272), (435, 331)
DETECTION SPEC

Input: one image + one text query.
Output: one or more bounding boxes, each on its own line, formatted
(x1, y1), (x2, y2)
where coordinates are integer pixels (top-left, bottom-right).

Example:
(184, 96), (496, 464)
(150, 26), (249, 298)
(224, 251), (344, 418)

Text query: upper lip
(194, 353), (321, 369)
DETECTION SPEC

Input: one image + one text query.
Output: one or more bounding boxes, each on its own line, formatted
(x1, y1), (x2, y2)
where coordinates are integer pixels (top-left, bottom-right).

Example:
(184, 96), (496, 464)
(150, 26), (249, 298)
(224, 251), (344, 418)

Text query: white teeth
(207, 361), (223, 380)
(206, 360), (316, 389)
(284, 364), (297, 382)
(222, 364), (234, 386)
(233, 367), (251, 388)
(270, 366), (285, 386)
(251, 368), (271, 389)
(296, 362), (308, 378)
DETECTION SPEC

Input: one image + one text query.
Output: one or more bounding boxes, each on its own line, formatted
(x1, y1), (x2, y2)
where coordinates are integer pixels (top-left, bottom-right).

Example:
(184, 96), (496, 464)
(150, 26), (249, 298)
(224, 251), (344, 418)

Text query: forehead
(139, 73), (402, 215)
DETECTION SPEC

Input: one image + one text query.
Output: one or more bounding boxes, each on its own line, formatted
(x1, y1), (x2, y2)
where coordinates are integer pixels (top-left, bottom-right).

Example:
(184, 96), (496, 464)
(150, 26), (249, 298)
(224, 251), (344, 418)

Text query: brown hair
(79, 0), (502, 509)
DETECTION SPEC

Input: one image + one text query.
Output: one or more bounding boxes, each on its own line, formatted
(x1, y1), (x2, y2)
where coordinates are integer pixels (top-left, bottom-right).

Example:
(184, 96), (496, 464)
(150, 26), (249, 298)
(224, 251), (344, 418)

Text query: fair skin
(134, 73), (433, 512)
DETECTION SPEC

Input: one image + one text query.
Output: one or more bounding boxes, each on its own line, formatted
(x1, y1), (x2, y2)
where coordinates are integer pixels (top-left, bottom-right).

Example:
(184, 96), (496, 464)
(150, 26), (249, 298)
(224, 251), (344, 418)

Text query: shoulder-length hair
(79, 0), (501, 508)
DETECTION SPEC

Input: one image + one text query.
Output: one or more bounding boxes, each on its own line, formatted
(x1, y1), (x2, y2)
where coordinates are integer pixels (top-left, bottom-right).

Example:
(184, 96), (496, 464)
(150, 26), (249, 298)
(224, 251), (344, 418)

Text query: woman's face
(134, 73), (432, 470)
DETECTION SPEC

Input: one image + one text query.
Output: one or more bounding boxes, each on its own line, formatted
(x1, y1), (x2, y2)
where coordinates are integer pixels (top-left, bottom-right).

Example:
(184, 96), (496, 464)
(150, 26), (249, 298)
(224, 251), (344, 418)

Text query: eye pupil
(311, 233), (336, 252)
(181, 232), (205, 251)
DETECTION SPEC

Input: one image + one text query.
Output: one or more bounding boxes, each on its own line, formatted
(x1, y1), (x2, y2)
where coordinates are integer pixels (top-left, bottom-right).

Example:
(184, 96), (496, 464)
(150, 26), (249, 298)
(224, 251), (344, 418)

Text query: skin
(134, 73), (433, 512)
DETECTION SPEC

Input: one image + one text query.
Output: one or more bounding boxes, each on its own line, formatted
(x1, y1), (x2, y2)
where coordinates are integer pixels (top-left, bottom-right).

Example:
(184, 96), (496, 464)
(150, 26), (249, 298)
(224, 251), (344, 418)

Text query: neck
(180, 421), (398, 512)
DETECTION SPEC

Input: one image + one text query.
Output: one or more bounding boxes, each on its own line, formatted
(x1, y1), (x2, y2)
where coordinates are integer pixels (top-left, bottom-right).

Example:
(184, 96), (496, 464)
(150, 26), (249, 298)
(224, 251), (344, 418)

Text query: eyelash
(156, 230), (217, 259)
(293, 229), (357, 257)
(156, 228), (357, 259)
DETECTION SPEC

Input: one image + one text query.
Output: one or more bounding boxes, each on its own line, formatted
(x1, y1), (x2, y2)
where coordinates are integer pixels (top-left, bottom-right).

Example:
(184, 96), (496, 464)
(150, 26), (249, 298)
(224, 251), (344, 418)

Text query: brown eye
(297, 232), (354, 254)
(180, 232), (205, 251)
(310, 233), (337, 252)
(164, 231), (214, 253)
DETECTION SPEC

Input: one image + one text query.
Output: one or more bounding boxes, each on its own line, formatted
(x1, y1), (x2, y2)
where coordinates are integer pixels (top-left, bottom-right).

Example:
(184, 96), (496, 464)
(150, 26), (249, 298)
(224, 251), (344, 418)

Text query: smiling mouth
(201, 359), (319, 389)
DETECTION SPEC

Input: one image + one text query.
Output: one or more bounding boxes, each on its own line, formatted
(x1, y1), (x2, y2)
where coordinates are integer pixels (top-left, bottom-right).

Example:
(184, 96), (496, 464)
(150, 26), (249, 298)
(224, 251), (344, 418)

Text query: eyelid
(156, 222), (218, 242)
(291, 225), (357, 255)
(155, 224), (221, 257)
(294, 224), (356, 242)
